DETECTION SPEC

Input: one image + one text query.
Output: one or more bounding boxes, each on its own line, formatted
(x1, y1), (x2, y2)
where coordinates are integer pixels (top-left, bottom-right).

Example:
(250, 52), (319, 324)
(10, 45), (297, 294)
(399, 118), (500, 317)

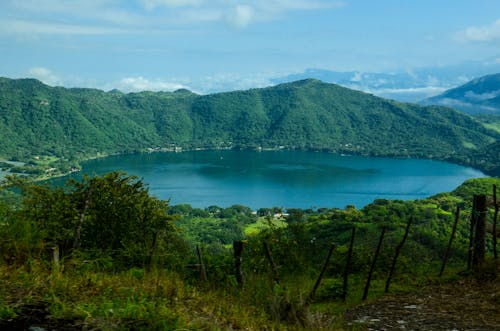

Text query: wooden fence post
(439, 207), (460, 277)
(467, 196), (477, 270)
(473, 195), (487, 269)
(263, 241), (280, 285)
(493, 185), (498, 260)
(73, 186), (93, 250)
(233, 241), (244, 289)
(362, 227), (386, 301)
(385, 217), (412, 292)
(196, 245), (208, 283)
(52, 244), (60, 273)
(308, 243), (336, 303)
(342, 227), (356, 302)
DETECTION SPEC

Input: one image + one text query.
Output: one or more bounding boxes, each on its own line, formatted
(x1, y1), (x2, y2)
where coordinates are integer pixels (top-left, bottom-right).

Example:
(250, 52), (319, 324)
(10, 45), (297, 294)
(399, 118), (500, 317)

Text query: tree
(68, 172), (182, 269)
(1, 172), (184, 269)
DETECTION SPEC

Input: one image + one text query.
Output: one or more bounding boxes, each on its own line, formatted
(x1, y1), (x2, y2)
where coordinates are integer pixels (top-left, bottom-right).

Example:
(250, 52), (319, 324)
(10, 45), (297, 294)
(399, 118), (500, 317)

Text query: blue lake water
(55, 150), (485, 209)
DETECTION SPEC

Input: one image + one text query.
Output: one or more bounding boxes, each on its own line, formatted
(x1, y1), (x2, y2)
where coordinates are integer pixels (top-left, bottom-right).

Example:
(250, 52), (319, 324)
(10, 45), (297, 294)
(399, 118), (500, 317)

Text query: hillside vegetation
(1, 77), (499, 177)
(1, 173), (499, 330)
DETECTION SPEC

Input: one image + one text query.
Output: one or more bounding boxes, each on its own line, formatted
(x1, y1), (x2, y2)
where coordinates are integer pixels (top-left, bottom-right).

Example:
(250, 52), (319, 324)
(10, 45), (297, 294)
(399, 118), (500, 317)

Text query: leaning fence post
(196, 245), (208, 283)
(263, 241), (280, 285)
(233, 241), (244, 289)
(493, 185), (498, 260)
(439, 207), (460, 277)
(362, 227), (386, 301)
(342, 227), (356, 302)
(385, 217), (412, 292)
(473, 195), (487, 269)
(308, 243), (336, 303)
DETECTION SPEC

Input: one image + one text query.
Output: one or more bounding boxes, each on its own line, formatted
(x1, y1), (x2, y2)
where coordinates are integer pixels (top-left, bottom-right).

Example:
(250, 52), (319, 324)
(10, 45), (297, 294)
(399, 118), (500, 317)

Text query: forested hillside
(1, 172), (499, 330)
(1, 77), (499, 175)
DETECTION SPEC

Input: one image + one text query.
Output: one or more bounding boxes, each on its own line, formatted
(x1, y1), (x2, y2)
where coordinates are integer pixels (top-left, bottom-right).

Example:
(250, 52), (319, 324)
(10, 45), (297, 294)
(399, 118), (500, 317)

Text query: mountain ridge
(421, 73), (500, 114)
(0, 76), (499, 176)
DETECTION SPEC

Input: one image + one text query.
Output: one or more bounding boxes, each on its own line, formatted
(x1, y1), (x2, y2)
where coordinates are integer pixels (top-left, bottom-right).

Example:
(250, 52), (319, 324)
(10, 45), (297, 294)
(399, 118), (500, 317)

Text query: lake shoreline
(46, 149), (486, 210)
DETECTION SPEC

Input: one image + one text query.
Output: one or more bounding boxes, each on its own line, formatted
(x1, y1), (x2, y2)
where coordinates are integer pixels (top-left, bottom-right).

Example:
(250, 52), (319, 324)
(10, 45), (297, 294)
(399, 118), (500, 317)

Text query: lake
(55, 150), (485, 209)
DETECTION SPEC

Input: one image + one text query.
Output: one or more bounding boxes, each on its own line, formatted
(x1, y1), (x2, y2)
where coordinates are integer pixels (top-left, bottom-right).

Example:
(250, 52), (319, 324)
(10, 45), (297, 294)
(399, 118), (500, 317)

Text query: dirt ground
(344, 267), (500, 331)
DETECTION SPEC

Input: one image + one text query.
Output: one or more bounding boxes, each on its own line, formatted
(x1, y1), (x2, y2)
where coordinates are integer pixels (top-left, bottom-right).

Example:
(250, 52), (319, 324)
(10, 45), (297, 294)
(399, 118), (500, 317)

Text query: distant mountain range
(273, 60), (500, 102)
(0, 77), (498, 175)
(421, 73), (500, 114)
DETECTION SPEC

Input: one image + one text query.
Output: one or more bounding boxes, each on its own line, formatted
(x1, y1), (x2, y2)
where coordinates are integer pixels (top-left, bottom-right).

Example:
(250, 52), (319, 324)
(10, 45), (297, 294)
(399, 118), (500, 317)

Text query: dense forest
(1, 77), (499, 178)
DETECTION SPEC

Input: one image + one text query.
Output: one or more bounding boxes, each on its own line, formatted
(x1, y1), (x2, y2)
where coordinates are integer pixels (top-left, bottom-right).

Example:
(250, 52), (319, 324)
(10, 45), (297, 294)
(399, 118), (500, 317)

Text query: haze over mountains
(421, 73), (500, 114)
(272, 60), (500, 103)
(1, 76), (499, 176)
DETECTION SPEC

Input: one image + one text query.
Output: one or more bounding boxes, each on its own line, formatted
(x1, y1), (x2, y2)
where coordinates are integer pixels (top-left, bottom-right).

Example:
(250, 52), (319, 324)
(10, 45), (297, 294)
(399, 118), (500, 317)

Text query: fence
(191, 185), (499, 302)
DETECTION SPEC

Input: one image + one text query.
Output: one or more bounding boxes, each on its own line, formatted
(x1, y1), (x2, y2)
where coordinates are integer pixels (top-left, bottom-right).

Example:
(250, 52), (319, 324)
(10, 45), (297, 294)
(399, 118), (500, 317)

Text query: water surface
(55, 150), (484, 209)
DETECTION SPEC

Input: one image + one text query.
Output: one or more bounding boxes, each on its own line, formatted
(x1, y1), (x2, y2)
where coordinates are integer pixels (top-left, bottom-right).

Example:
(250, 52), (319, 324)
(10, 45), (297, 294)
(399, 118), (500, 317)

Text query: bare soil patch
(344, 267), (500, 330)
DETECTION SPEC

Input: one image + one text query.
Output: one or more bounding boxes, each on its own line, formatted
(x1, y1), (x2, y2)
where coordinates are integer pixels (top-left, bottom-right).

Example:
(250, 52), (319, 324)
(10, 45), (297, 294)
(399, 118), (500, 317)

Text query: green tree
(69, 172), (182, 269)
(1, 172), (185, 269)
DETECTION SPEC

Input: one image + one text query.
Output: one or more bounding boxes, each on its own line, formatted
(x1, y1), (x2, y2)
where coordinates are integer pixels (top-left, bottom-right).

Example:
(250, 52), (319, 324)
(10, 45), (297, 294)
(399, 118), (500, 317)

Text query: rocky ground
(344, 265), (500, 331)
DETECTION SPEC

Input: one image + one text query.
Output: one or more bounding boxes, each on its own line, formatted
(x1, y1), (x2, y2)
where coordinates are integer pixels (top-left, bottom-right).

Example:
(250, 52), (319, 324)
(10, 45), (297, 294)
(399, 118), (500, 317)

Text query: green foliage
(475, 113), (500, 133)
(240, 177), (500, 283)
(1, 77), (498, 177)
(69, 173), (183, 268)
(1, 175), (498, 329)
(0, 172), (186, 269)
(0, 265), (277, 330)
(175, 204), (257, 247)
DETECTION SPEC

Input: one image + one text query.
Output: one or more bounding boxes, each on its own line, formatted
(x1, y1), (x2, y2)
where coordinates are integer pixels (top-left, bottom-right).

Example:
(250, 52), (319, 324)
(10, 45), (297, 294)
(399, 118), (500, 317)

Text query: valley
(1, 76), (499, 183)
(1, 73), (499, 330)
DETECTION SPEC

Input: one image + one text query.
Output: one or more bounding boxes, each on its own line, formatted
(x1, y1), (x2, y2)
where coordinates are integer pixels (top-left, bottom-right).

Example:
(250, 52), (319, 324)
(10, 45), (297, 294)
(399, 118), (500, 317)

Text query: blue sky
(1, 0), (499, 94)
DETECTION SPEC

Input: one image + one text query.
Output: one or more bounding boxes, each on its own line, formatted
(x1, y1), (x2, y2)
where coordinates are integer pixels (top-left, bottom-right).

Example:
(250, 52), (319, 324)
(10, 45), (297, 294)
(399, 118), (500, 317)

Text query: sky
(0, 0), (499, 94)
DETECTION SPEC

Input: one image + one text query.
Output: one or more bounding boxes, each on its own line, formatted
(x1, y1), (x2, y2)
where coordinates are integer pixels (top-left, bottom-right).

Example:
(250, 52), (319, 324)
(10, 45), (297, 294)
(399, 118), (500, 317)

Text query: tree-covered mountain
(421, 73), (500, 114)
(1, 77), (499, 175)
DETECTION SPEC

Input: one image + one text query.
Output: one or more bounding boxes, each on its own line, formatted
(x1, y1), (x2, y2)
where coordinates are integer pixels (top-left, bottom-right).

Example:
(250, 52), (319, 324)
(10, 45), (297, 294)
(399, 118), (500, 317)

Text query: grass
(0, 253), (488, 330)
(482, 122), (500, 134)
(32, 155), (60, 166)
(0, 260), (378, 330)
(244, 217), (288, 236)
(0, 261), (277, 330)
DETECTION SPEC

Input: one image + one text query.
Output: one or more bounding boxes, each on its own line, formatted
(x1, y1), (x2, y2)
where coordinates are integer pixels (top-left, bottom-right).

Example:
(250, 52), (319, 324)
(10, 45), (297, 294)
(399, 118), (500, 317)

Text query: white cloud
(28, 67), (61, 85)
(1, 0), (345, 36)
(464, 90), (500, 101)
(368, 86), (448, 96)
(140, 0), (204, 10)
(426, 75), (439, 86)
(222, 1), (345, 27)
(455, 19), (500, 42)
(436, 98), (498, 112)
(226, 5), (255, 28)
(350, 72), (362, 82)
(0, 19), (131, 35)
(11, 0), (145, 25)
(112, 77), (190, 92)
(196, 73), (275, 93)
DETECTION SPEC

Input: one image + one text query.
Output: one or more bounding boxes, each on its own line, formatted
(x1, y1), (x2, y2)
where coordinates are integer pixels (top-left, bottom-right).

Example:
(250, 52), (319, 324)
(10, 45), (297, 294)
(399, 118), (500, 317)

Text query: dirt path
(344, 272), (500, 330)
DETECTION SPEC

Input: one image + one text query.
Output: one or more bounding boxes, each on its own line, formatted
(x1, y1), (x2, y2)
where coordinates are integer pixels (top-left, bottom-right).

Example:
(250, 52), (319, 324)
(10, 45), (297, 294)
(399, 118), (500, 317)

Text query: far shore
(1, 144), (495, 185)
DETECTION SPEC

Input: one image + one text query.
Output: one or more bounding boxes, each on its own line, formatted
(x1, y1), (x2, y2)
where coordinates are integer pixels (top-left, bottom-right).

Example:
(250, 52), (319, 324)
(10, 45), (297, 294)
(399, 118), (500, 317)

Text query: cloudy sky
(1, 0), (499, 93)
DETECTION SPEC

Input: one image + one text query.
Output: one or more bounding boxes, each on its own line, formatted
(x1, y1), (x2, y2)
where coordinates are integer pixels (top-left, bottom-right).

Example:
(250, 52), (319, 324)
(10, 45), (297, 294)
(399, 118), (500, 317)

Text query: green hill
(0, 77), (499, 175)
(422, 73), (500, 114)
